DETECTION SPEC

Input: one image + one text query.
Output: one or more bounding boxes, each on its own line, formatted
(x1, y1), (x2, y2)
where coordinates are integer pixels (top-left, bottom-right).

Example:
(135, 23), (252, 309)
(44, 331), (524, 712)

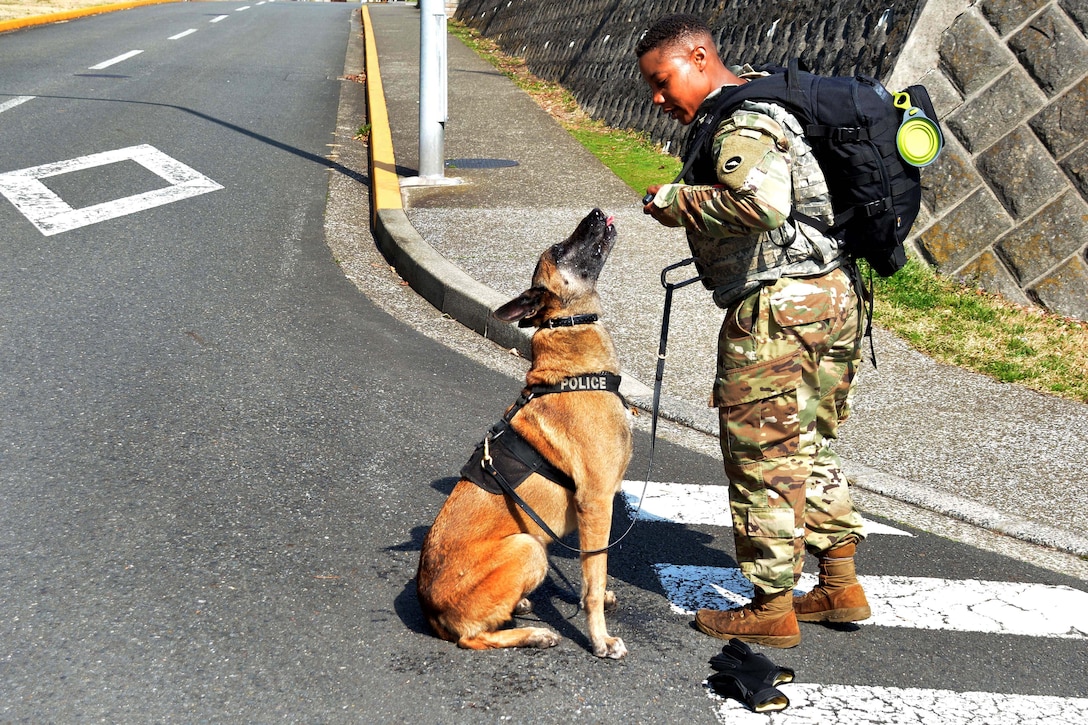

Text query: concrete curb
(848, 462), (1088, 557)
(0, 0), (182, 34)
(361, 8), (531, 358)
(359, 6), (405, 227)
(357, 9), (1088, 560)
(373, 208), (530, 356)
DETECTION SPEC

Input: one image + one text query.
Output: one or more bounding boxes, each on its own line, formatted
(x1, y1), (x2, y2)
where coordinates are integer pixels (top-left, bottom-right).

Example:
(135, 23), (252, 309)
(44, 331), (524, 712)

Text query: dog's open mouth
(593, 215), (616, 259)
(546, 209), (617, 285)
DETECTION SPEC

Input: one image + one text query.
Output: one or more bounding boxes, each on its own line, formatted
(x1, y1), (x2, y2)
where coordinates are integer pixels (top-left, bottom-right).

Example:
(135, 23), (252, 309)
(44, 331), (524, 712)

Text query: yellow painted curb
(0, 0), (183, 34)
(360, 5), (403, 224)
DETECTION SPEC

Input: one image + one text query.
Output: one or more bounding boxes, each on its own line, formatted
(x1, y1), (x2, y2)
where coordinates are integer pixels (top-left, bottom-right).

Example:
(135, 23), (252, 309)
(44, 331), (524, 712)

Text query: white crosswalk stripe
(621, 480), (1088, 722)
(709, 683), (1088, 725)
(654, 564), (1088, 638)
(623, 480), (912, 537)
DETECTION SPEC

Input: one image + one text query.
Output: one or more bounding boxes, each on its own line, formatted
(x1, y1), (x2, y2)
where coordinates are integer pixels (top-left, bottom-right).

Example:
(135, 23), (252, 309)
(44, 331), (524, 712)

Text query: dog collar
(541, 313), (598, 328)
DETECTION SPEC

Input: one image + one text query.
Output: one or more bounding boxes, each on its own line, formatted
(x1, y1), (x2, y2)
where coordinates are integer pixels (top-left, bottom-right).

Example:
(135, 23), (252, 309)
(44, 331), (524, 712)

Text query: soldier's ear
(493, 287), (547, 324)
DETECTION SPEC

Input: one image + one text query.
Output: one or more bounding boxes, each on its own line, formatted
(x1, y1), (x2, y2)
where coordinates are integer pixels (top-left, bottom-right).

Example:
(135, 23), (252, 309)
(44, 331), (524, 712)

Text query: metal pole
(418, 0), (447, 179)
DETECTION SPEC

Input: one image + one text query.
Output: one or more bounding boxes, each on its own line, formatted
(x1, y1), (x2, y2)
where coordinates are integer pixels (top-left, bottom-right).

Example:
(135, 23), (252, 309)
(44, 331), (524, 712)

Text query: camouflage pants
(713, 267), (865, 594)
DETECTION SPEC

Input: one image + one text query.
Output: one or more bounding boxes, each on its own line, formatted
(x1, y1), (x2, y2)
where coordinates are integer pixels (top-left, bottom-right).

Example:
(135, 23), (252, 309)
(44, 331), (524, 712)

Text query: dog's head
(493, 209), (616, 328)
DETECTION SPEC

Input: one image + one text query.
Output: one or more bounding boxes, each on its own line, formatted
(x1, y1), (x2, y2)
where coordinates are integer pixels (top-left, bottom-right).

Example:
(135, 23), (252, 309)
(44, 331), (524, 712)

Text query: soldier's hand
(643, 185), (662, 215)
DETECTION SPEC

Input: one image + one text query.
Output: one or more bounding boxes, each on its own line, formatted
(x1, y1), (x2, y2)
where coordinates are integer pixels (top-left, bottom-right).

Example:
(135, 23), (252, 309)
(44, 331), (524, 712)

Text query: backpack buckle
(862, 198), (892, 217)
(831, 127), (869, 142)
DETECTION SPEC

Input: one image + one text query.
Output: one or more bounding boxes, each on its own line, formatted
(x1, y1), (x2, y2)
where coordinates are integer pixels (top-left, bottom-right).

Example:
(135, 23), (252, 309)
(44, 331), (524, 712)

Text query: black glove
(706, 638), (795, 713)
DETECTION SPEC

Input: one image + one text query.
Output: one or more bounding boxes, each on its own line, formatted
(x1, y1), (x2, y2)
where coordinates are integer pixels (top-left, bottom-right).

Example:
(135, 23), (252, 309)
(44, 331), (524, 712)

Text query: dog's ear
(493, 287), (547, 323)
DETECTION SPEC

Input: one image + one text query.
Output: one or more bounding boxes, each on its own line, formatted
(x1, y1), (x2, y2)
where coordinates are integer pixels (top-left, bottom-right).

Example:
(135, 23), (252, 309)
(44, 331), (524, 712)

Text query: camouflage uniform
(649, 91), (865, 594)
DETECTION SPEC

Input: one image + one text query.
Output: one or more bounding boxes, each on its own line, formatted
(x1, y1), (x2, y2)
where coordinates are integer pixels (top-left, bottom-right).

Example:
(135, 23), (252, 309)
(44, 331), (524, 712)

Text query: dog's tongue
(606, 215), (614, 226)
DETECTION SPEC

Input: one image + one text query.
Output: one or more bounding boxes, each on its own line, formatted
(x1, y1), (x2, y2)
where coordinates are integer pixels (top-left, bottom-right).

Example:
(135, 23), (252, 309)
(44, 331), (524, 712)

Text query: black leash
(650, 258), (705, 478)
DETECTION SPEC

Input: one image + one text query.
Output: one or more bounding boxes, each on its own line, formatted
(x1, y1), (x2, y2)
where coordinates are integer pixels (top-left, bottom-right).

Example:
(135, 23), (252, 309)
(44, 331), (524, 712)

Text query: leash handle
(660, 257), (705, 291)
(647, 258), (703, 481)
(616, 258), (705, 540)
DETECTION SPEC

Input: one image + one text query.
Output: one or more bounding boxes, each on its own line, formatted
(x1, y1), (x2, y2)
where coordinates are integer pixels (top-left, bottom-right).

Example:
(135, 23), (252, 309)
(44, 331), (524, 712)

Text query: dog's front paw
(526, 627), (561, 649)
(593, 636), (627, 659)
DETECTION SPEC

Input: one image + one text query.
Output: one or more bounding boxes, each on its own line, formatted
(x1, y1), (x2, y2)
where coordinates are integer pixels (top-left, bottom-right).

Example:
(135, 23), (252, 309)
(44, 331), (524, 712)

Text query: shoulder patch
(715, 111), (790, 152)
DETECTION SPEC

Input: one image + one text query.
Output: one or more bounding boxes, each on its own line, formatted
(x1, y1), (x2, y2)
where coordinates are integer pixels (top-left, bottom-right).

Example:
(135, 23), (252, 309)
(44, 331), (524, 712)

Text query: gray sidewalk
(364, 4), (1088, 558)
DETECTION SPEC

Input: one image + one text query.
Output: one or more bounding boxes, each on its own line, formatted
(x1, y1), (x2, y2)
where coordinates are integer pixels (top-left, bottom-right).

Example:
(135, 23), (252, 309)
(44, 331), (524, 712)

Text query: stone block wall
(454, 0), (1088, 321)
(912, 0), (1088, 320)
(455, 0), (922, 152)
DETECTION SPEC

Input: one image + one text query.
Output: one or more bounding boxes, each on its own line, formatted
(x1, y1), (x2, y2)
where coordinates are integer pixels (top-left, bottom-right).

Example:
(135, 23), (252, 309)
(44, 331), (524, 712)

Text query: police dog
(416, 208), (632, 659)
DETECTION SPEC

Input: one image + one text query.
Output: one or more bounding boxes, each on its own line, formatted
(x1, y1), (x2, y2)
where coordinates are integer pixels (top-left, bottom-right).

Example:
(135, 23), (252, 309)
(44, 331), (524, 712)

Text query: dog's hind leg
(449, 533), (560, 651)
(458, 624), (560, 651)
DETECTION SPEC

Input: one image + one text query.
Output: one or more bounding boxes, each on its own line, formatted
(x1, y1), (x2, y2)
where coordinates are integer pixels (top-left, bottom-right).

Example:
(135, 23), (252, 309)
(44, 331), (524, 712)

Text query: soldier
(636, 13), (871, 648)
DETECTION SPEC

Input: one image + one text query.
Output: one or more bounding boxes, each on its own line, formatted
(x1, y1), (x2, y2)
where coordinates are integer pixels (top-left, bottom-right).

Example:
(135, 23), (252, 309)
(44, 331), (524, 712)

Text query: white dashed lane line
(88, 49), (143, 70)
(210, 15), (229, 23)
(0, 96), (35, 114)
(655, 564), (1088, 638)
(624, 481), (1087, 638)
(623, 480), (911, 536)
(168, 29), (198, 40)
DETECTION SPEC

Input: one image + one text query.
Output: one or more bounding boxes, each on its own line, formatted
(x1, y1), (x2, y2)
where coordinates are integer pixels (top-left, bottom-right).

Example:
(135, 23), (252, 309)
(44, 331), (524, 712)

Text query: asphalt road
(1, 3), (1085, 722)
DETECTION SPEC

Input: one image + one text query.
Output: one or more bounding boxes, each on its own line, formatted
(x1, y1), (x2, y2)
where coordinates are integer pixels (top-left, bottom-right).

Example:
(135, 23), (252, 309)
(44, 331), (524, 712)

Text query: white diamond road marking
(654, 565), (1088, 638)
(708, 683), (1088, 725)
(0, 96), (35, 114)
(622, 480), (912, 537)
(0, 144), (223, 236)
(88, 50), (143, 70)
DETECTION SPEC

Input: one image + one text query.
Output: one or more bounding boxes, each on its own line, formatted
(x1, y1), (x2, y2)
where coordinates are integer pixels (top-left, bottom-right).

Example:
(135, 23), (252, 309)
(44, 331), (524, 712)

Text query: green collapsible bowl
(894, 92), (943, 167)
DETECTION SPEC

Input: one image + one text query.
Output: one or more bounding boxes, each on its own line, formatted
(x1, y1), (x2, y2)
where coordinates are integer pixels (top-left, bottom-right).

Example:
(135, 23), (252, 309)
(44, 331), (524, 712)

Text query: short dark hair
(635, 13), (711, 57)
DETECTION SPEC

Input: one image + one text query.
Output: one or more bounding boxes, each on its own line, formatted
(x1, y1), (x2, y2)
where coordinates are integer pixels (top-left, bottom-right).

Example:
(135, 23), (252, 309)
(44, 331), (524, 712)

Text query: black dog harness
(460, 370), (626, 554)
(461, 372), (625, 496)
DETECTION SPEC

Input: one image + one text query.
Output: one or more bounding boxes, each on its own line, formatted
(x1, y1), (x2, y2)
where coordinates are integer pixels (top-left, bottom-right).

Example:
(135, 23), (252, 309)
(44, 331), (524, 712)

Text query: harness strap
(528, 372), (624, 399)
(482, 447), (597, 553)
(848, 262), (878, 368)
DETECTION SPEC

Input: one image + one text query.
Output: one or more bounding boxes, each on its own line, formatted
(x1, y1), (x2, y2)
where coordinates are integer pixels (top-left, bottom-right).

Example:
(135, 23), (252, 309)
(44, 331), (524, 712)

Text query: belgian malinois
(416, 209), (633, 658)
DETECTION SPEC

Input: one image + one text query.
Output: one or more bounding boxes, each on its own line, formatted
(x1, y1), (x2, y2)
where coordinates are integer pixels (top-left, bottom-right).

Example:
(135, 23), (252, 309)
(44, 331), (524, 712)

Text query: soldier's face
(639, 42), (713, 125)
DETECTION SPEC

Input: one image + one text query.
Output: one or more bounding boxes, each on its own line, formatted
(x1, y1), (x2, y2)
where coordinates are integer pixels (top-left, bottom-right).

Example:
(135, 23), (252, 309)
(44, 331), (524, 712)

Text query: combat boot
(694, 589), (801, 648)
(793, 540), (871, 623)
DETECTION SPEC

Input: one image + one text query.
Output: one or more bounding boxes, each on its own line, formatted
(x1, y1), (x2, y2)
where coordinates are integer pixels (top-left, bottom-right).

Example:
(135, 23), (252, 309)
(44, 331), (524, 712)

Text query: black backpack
(672, 60), (939, 277)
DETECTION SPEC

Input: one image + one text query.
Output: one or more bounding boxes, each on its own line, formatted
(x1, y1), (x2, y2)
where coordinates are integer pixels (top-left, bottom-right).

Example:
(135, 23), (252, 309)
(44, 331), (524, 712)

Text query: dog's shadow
(389, 477), (457, 636)
(389, 476), (738, 651)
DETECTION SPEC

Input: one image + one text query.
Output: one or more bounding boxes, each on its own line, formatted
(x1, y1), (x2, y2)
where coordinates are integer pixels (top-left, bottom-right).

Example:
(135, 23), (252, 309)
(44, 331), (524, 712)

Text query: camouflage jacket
(648, 89), (845, 308)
